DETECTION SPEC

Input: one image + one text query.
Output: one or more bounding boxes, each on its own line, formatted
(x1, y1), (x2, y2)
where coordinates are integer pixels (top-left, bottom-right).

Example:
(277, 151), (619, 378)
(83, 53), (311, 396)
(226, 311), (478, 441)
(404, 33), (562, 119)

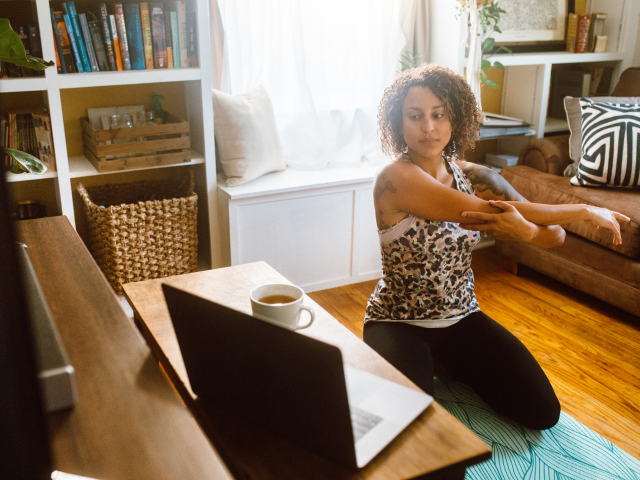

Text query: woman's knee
(521, 392), (561, 430)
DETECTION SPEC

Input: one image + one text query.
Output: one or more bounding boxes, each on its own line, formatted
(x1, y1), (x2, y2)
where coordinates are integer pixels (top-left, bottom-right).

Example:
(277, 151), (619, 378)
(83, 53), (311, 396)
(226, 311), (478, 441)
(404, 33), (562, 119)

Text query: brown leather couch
(494, 68), (640, 317)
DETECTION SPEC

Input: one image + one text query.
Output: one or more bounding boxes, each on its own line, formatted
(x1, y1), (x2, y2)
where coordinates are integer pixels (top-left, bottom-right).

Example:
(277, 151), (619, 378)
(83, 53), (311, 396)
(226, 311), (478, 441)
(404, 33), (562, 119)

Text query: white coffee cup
(250, 284), (315, 331)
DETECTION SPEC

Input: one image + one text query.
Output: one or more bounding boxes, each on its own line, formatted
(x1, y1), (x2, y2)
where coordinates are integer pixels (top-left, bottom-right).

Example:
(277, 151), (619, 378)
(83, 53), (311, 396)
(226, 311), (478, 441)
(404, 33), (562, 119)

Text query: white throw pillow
(212, 85), (286, 186)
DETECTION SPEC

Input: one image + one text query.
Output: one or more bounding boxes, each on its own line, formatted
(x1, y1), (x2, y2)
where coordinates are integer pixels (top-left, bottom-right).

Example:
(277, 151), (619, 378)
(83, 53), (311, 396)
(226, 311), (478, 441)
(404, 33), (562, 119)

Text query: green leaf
(493, 61), (505, 70)
(484, 79), (500, 89)
(494, 25), (502, 34)
(7, 163), (26, 174)
(0, 19), (54, 70)
(481, 69), (488, 81)
(481, 59), (491, 70)
(3, 148), (47, 174)
(482, 37), (495, 52)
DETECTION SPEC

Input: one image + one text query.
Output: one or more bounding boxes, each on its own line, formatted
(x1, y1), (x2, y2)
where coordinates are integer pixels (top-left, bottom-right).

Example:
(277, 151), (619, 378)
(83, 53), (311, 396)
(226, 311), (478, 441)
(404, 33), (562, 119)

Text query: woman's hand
(461, 200), (566, 248)
(583, 206), (630, 245)
(460, 200), (537, 242)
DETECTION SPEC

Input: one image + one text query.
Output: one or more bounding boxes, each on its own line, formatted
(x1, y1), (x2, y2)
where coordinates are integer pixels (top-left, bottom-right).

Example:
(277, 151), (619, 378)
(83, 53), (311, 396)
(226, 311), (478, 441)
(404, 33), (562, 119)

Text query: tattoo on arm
(462, 164), (527, 202)
(373, 175), (397, 204)
(373, 172), (398, 230)
(377, 209), (391, 230)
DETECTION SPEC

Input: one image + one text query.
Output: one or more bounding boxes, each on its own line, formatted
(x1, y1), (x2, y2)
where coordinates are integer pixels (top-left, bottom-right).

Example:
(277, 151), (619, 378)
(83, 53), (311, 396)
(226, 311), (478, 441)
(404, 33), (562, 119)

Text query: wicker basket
(77, 172), (198, 293)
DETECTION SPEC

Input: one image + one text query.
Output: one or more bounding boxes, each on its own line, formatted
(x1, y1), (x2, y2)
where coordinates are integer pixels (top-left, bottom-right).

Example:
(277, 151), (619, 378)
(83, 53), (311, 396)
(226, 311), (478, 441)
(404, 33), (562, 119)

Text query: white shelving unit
(430, 0), (640, 146)
(2, 0), (221, 268)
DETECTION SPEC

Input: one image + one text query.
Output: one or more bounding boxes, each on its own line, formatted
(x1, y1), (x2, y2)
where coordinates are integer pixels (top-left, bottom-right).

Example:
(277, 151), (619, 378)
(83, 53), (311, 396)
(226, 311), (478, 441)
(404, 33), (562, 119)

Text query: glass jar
(109, 114), (134, 145)
(133, 111), (156, 142)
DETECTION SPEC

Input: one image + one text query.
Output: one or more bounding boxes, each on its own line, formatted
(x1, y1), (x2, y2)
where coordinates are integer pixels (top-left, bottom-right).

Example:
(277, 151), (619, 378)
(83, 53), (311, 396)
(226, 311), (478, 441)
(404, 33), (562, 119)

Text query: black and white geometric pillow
(570, 98), (640, 187)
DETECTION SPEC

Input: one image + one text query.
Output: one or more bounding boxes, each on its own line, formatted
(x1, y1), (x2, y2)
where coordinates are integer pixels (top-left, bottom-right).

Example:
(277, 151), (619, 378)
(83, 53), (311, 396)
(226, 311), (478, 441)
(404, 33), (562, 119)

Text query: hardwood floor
(308, 247), (640, 461)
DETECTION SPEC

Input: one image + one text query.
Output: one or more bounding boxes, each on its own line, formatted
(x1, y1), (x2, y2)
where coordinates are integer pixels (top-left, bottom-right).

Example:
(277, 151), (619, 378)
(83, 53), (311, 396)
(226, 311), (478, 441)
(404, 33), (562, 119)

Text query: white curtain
(212, 0), (429, 170)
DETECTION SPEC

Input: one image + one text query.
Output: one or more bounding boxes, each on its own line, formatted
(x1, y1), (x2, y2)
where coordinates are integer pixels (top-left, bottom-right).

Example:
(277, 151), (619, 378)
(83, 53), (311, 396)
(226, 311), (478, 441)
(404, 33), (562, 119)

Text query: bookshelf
(1, 0), (219, 268)
(430, 0), (640, 153)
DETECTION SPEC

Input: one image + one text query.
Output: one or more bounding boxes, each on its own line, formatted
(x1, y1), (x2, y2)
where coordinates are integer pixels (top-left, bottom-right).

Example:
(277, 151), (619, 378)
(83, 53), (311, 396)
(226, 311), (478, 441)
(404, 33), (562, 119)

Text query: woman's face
(401, 86), (452, 162)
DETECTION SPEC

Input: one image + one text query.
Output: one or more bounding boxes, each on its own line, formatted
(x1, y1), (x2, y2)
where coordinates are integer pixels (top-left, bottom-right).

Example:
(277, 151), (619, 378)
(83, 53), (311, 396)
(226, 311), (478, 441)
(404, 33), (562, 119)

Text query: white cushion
(212, 85), (286, 187)
(569, 98), (640, 188)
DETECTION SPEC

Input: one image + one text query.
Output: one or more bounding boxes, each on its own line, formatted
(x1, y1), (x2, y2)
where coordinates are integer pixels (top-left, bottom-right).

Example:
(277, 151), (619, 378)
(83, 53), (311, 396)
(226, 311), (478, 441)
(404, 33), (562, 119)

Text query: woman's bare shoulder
(375, 158), (421, 183)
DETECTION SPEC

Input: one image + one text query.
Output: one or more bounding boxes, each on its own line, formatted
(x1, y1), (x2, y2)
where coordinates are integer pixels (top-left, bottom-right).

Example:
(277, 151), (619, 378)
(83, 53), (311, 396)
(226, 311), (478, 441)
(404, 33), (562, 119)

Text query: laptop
(162, 284), (433, 469)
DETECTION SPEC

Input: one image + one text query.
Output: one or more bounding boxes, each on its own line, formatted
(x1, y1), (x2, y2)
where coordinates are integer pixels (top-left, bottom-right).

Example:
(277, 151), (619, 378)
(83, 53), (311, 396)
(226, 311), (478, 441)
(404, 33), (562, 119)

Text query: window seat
(216, 164), (383, 199)
(216, 164), (385, 292)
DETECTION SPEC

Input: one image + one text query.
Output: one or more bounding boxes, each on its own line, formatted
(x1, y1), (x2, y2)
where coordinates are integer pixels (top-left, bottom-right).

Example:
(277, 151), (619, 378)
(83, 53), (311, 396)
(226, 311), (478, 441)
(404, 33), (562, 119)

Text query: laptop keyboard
(350, 405), (383, 442)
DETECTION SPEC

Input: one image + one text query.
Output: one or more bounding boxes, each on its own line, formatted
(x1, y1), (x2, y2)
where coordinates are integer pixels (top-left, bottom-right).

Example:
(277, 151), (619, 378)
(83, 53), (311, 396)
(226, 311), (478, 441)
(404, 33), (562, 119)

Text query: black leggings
(363, 311), (560, 430)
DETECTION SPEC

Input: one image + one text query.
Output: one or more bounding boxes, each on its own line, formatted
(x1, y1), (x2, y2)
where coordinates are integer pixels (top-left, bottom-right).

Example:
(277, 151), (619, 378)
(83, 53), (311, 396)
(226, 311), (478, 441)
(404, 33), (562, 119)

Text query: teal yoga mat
(434, 377), (640, 480)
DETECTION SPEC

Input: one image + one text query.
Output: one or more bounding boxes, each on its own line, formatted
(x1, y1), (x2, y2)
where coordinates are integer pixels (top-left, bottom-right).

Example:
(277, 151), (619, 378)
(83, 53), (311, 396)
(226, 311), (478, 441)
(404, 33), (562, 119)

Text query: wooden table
(17, 217), (234, 480)
(123, 262), (491, 479)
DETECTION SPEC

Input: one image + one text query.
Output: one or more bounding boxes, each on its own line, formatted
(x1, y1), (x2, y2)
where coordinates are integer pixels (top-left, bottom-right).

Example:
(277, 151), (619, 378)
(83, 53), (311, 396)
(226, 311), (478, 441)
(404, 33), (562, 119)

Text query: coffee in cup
(250, 284), (315, 331)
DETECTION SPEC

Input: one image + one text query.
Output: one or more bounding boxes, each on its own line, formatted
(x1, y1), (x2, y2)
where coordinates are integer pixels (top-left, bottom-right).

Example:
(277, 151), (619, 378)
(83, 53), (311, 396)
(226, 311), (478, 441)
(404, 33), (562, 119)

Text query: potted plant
(456, 0), (512, 110)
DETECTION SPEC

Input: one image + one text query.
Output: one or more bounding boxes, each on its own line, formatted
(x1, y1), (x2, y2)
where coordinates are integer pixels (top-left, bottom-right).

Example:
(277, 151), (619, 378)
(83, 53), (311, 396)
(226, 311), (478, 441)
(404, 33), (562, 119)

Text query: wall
(428, 0), (464, 74)
(634, 12), (640, 67)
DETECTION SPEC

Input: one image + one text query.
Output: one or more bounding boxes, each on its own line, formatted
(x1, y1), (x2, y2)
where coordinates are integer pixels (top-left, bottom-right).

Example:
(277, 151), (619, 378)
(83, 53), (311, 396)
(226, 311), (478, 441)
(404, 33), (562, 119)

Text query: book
(140, 3), (155, 69)
(88, 19), (110, 71)
(587, 12), (606, 52)
(174, 0), (188, 68)
(478, 124), (531, 139)
(170, 11), (180, 68)
(63, 2), (92, 72)
(187, 11), (197, 67)
(32, 109), (56, 172)
(485, 153), (519, 168)
(15, 25), (32, 77)
(479, 112), (525, 126)
(49, 8), (75, 73)
(575, 14), (590, 54)
(51, 9), (74, 73)
(109, 14), (124, 71)
(124, 3), (146, 70)
(51, 30), (63, 73)
(27, 25), (45, 77)
(566, 13), (578, 53)
(151, 3), (167, 68)
(78, 14), (99, 72)
(164, 12), (174, 68)
(98, 3), (117, 70)
(593, 35), (608, 54)
(63, 13), (84, 72)
(113, 5), (132, 70)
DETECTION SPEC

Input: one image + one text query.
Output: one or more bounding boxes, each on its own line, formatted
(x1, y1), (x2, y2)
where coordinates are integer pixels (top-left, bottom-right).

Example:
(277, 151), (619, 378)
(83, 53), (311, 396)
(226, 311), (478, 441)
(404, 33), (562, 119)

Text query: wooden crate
(81, 112), (191, 172)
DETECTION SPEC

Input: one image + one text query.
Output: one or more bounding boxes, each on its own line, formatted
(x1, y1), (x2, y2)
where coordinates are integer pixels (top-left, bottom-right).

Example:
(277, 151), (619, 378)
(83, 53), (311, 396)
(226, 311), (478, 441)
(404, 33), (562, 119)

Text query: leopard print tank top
(364, 159), (481, 327)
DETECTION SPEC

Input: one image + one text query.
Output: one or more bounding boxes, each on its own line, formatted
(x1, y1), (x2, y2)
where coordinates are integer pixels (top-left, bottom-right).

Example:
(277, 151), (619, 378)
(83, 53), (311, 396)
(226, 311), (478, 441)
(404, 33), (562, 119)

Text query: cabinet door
(354, 187), (382, 277)
(235, 191), (354, 289)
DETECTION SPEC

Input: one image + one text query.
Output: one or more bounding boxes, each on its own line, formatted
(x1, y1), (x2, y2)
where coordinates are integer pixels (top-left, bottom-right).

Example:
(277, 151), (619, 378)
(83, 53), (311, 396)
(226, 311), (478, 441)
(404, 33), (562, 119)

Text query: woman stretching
(364, 64), (629, 430)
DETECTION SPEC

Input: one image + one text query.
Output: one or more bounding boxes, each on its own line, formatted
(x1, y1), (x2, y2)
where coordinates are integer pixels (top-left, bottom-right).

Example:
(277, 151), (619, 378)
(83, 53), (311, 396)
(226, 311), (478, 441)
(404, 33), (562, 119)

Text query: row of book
(50, 1), (198, 74)
(566, 13), (607, 54)
(0, 24), (45, 78)
(1, 108), (56, 172)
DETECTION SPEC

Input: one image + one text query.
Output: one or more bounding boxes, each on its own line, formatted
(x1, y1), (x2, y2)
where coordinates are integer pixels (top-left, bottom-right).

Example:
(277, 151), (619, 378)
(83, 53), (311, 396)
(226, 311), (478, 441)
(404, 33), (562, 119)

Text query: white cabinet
(1, 0), (221, 268)
(217, 167), (383, 292)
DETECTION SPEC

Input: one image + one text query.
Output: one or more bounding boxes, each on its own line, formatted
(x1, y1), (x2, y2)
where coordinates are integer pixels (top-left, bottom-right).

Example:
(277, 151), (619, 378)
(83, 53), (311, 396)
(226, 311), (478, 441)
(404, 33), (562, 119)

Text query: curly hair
(378, 64), (479, 160)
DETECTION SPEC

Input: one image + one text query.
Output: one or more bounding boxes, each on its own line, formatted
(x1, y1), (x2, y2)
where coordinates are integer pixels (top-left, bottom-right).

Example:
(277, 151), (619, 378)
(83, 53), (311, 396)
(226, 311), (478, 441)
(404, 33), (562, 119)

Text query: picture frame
(492, 0), (567, 44)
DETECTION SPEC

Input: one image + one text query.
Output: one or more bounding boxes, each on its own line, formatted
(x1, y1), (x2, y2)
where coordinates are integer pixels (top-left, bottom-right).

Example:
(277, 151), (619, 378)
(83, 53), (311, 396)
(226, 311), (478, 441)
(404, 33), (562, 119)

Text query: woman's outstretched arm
(459, 162), (565, 248)
(376, 160), (629, 246)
